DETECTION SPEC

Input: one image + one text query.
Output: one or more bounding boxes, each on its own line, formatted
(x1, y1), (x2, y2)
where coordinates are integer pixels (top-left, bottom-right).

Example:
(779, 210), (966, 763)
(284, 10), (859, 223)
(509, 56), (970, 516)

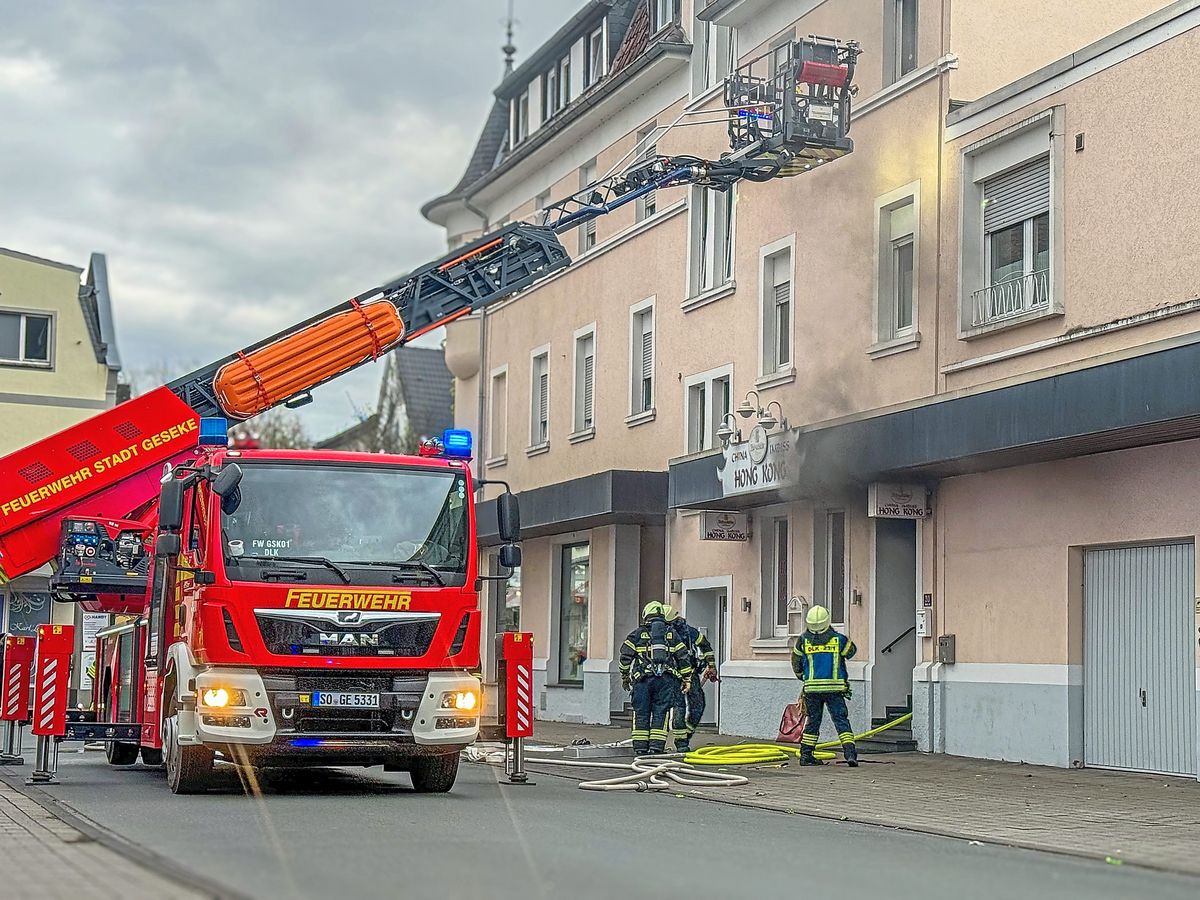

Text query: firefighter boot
(799, 747), (823, 766)
(844, 743), (859, 768)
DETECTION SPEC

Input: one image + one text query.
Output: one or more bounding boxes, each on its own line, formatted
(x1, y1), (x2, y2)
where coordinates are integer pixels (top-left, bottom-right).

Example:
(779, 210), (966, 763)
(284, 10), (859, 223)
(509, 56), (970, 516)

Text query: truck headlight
(439, 690), (479, 712)
(200, 687), (247, 708)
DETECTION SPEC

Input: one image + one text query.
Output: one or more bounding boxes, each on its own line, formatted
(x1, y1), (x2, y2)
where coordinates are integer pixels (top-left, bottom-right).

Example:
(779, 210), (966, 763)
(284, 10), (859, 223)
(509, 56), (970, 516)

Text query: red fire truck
(0, 37), (860, 793)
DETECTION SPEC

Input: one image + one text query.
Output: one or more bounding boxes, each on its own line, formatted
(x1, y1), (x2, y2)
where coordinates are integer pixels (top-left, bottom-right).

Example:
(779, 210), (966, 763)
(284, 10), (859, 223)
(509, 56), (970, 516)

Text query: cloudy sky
(0, 0), (564, 437)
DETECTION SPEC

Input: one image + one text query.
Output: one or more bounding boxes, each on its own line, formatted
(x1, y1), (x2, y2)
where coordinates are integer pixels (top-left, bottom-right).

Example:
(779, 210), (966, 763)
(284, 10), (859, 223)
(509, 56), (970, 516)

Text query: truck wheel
(410, 753), (459, 793)
(105, 741), (140, 766)
(141, 746), (164, 767)
(164, 714), (214, 794)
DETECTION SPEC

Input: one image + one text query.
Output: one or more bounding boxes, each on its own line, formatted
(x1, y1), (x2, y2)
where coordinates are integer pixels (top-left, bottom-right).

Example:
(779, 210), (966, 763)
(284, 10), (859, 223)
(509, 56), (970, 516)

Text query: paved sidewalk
(525, 720), (1200, 877)
(0, 772), (211, 899)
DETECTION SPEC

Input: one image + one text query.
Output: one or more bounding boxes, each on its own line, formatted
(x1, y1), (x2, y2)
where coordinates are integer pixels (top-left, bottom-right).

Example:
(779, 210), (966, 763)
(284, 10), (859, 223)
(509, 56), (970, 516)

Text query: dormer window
(543, 54), (571, 122)
(510, 88), (530, 147)
(585, 23), (606, 87)
(651, 0), (680, 33)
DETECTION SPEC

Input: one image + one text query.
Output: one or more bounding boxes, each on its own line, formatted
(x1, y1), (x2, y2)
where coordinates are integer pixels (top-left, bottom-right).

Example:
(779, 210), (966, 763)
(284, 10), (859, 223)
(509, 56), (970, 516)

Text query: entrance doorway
(872, 518), (917, 719)
(682, 580), (730, 726)
(1083, 542), (1196, 776)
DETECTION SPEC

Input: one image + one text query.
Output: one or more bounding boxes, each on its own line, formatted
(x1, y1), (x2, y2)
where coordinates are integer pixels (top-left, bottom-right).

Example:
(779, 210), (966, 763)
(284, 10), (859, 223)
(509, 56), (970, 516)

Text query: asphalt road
(6, 745), (1199, 900)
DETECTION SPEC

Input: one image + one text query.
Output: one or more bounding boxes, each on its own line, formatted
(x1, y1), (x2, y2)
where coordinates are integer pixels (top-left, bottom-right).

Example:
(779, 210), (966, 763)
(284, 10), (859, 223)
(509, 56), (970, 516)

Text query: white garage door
(1083, 543), (1196, 776)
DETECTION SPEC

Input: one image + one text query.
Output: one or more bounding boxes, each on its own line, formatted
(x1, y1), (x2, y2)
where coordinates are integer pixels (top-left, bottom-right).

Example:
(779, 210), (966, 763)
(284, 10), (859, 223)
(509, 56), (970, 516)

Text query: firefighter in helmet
(791, 605), (859, 767)
(619, 601), (692, 754)
(663, 605), (717, 754)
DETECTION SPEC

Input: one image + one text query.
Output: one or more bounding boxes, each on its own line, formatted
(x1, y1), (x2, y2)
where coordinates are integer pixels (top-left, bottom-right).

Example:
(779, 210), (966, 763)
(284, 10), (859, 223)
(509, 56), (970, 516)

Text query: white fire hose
(521, 753), (750, 792)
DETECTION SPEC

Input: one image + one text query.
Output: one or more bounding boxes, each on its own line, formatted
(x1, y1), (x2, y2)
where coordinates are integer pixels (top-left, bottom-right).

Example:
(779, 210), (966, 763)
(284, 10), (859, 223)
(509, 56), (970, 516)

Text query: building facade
(425, 0), (1200, 778)
(0, 247), (124, 697)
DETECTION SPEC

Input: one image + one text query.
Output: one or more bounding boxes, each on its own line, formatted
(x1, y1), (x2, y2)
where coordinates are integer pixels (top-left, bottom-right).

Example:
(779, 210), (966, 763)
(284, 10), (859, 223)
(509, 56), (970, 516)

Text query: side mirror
(212, 463), (243, 498)
(159, 480), (185, 532)
(155, 533), (182, 559)
(497, 492), (521, 543)
(499, 543), (521, 570)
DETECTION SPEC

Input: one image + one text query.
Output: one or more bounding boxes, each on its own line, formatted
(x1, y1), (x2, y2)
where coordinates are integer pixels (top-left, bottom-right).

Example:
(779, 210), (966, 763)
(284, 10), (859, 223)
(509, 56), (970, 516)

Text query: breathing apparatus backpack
(647, 618), (671, 675)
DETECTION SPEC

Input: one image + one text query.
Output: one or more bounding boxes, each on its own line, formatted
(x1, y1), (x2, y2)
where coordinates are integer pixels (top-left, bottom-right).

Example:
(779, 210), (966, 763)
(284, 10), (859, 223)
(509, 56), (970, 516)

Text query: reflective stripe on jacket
(791, 628), (856, 694)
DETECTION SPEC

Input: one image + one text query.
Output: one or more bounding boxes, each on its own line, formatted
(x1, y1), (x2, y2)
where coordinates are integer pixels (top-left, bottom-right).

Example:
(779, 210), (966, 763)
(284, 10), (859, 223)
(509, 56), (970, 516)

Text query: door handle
(1139, 688), (1147, 707)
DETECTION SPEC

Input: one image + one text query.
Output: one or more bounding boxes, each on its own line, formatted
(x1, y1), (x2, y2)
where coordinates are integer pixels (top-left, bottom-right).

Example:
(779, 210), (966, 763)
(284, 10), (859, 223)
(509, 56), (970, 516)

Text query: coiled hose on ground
(684, 711), (914, 765)
(522, 712), (914, 791)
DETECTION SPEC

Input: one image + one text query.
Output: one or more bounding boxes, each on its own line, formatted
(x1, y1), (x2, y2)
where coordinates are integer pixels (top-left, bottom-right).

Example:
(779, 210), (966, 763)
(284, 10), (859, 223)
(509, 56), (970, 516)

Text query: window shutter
(775, 280), (790, 307)
(583, 354), (594, 424)
(539, 372), (549, 424)
(983, 156), (1050, 233)
(640, 327), (653, 380)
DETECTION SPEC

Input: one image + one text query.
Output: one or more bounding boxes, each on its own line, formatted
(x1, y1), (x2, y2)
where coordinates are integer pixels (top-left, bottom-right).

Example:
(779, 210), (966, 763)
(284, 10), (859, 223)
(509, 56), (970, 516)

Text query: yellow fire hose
(683, 711), (913, 766)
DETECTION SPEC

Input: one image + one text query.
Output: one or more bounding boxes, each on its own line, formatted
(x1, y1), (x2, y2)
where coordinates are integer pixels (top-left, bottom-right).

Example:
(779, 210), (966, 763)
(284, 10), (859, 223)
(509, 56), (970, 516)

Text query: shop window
(760, 516), (791, 638)
(0, 589), (51, 635)
(558, 542), (590, 684)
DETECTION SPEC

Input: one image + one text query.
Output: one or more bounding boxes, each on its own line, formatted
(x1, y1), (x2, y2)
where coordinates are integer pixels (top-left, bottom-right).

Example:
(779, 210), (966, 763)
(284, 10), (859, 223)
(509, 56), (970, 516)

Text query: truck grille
(255, 610), (439, 658)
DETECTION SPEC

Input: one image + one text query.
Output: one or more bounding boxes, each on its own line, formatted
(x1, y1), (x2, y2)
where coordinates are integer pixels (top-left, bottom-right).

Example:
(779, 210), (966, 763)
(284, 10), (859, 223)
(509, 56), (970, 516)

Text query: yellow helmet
(806, 605), (832, 633)
(661, 604), (677, 621)
(641, 601), (664, 620)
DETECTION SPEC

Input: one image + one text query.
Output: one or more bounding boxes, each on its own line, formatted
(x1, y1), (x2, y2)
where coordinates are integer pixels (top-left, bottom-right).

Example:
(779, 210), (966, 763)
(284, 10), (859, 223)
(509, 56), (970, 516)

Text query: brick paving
(525, 720), (1200, 877)
(0, 774), (210, 899)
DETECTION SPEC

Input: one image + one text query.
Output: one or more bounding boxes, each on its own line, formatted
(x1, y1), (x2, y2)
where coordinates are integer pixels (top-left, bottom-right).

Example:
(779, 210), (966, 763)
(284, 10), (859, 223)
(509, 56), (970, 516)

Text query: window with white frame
(825, 510), (847, 625)
(510, 88), (530, 147)
(684, 366), (731, 454)
(530, 350), (550, 447)
(696, 19), (736, 94)
(542, 54), (571, 121)
(630, 301), (654, 415)
(488, 368), (508, 462)
(635, 123), (664, 221)
(875, 190), (918, 343)
(573, 329), (596, 434)
(761, 245), (792, 375)
(690, 186), (734, 296)
(885, 0), (918, 85)
(959, 110), (1059, 334)
(0, 310), (52, 366)
(579, 158), (598, 253)
(651, 0), (680, 32)
(535, 191), (550, 225)
(761, 515), (791, 638)
(585, 23), (606, 87)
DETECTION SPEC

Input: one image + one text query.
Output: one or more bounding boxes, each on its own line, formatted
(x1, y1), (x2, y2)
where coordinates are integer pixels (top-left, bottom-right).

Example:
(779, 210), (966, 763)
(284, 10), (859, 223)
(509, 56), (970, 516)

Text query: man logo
(318, 632), (380, 647)
(336, 611), (363, 625)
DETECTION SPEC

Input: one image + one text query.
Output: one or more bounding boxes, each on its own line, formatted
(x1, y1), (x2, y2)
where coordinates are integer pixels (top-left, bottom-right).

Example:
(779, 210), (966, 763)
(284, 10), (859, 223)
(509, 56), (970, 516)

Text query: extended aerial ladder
(0, 36), (861, 590)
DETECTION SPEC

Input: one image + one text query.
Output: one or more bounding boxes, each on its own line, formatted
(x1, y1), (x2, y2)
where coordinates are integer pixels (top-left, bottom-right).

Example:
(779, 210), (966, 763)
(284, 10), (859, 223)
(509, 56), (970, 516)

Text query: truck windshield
(220, 463), (469, 581)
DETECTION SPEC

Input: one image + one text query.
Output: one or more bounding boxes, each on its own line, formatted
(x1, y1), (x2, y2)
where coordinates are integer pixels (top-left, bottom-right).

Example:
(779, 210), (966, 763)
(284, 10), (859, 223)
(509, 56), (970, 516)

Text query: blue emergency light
(441, 429), (473, 458)
(198, 417), (229, 447)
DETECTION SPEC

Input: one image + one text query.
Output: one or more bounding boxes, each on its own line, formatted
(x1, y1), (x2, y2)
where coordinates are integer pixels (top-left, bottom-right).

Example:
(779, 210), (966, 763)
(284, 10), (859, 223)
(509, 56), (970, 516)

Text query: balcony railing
(971, 269), (1050, 328)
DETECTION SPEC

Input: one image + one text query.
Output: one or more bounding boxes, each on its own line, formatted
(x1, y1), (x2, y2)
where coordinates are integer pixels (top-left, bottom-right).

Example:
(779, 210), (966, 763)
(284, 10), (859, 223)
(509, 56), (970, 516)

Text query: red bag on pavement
(776, 698), (807, 744)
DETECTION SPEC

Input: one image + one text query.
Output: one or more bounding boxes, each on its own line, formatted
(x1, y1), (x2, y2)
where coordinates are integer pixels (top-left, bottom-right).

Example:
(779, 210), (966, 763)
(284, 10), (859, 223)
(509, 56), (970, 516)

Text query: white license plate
(311, 692), (379, 709)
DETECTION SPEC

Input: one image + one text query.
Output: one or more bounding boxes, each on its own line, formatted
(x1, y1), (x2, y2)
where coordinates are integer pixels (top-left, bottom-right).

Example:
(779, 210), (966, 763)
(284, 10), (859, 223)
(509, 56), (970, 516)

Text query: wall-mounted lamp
(757, 400), (789, 431)
(736, 390), (761, 419)
(851, 588), (863, 606)
(741, 597), (752, 613)
(717, 413), (742, 447)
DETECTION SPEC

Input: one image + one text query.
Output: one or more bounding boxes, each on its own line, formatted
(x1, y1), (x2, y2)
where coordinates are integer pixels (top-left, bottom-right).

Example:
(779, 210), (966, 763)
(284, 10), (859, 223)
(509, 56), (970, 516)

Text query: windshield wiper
(244, 555), (351, 584)
(342, 560), (446, 587)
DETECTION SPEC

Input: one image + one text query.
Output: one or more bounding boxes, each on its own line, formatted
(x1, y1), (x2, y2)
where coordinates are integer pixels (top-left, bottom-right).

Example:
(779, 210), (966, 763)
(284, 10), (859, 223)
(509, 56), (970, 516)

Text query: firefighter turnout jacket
(620, 616), (693, 684)
(791, 628), (856, 694)
(678, 621), (716, 677)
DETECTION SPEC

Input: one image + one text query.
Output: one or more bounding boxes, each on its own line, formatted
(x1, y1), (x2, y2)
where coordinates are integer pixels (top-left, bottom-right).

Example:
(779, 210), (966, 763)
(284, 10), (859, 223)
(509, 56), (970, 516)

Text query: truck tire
(164, 713), (214, 794)
(105, 741), (140, 766)
(141, 746), (164, 767)
(409, 753), (459, 793)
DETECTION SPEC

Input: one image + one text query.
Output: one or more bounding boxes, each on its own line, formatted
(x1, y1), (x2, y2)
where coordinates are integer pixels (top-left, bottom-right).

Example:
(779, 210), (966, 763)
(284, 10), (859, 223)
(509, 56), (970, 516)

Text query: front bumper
(194, 667), (480, 758)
